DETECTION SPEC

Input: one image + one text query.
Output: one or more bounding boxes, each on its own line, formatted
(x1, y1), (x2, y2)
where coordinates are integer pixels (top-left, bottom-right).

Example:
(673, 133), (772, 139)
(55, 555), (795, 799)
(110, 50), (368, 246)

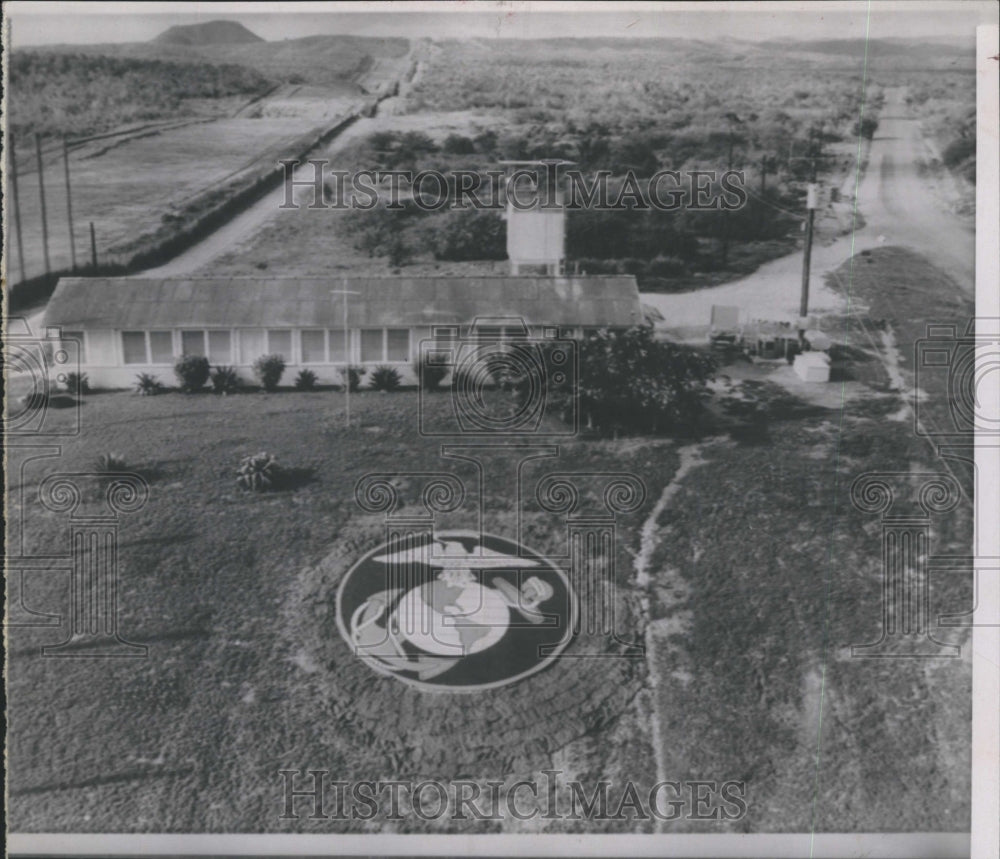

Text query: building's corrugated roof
(44, 276), (644, 329)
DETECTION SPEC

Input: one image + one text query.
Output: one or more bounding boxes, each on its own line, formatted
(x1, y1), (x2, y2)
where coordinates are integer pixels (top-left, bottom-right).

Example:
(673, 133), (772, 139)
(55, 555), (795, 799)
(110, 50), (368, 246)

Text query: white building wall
(62, 324), (592, 390)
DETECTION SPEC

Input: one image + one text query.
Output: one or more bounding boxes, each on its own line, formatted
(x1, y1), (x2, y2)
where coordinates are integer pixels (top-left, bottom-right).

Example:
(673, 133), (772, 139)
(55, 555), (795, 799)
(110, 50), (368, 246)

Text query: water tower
(501, 160), (573, 276)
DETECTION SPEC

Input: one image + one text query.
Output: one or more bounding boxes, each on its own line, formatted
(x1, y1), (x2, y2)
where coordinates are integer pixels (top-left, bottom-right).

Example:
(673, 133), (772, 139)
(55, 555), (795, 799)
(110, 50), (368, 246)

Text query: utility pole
(760, 155), (773, 194)
(788, 137), (834, 340)
(9, 143), (27, 284)
(721, 132), (734, 266)
(720, 112), (744, 268)
(62, 138), (78, 270)
(35, 133), (51, 276)
(799, 162), (819, 337)
(90, 221), (98, 268)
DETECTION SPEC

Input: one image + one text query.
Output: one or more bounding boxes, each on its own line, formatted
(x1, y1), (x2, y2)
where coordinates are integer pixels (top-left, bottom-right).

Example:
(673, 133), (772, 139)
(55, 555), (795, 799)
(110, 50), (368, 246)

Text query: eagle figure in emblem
(348, 538), (555, 681)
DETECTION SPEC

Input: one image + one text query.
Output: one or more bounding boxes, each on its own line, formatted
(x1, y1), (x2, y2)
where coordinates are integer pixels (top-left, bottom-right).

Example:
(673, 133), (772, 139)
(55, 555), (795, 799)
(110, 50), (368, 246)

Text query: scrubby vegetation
(902, 71), (977, 184)
(559, 328), (716, 435)
(8, 53), (271, 146)
(323, 38), (888, 290)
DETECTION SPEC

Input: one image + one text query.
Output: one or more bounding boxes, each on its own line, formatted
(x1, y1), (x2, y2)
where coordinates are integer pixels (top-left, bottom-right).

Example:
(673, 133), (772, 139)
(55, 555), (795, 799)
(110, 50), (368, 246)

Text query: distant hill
(154, 20), (265, 46)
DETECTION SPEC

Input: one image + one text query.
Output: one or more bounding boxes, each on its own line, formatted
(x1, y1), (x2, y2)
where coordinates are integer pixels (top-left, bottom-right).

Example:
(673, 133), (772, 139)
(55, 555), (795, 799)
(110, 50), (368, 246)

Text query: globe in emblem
(336, 532), (574, 691)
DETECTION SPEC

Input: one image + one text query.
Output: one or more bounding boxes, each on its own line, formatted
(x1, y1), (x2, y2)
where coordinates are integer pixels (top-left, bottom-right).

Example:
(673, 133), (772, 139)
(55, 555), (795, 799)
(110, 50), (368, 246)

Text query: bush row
(136, 355), (451, 395)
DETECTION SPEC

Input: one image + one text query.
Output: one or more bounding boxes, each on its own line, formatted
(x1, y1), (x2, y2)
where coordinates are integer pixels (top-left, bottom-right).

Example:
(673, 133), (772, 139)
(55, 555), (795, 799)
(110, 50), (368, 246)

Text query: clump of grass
(134, 373), (164, 396)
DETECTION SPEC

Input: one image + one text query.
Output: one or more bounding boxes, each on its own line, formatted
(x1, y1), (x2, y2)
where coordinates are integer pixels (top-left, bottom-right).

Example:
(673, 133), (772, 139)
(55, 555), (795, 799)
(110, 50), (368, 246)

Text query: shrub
(236, 451), (280, 492)
(551, 327), (716, 436)
(852, 116), (879, 140)
(413, 355), (449, 390)
(253, 354), (286, 391)
(211, 365), (241, 395)
(339, 365), (367, 392)
(294, 369), (318, 391)
(64, 372), (89, 394)
(369, 364), (402, 392)
(134, 373), (164, 396)
(942, 135), (975, 169)
(174, 354), (210, 392)
(442, 133), (475, 154)
(424, 209), (507, 261)
(95, 452), (127, 473)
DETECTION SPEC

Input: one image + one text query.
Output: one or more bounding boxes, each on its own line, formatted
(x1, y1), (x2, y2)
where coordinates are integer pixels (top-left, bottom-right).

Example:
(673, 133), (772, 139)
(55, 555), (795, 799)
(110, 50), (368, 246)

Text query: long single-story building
(43, 275), (646, 388)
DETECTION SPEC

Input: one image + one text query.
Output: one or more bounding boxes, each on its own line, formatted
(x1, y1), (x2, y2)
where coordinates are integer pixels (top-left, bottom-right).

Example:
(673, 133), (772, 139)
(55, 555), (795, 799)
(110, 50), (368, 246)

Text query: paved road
(641, 87), (974, 333)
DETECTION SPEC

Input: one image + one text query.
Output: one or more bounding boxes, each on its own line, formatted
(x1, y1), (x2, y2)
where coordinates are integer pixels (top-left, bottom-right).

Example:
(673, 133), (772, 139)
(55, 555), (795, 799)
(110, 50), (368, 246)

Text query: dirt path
(633, 440), (717, 832)
(642, 87), (974, 334)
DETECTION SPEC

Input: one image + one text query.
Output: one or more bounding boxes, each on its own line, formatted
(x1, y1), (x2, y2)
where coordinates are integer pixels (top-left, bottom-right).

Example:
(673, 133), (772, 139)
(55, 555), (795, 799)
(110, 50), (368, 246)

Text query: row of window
(58, 326), (608, 367)
(115, 328), (414, 366)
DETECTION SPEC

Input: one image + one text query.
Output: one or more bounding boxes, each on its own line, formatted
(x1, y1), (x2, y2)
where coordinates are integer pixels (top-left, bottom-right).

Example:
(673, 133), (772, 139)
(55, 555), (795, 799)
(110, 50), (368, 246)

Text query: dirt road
(641, 87), (974, 333)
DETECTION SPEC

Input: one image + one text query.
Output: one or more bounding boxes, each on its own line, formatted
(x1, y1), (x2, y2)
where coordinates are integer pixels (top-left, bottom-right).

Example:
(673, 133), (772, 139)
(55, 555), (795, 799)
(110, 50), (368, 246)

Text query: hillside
(154, 19), (264, 46)
(27, 35), (411, 86)
(7, 53), (272, 146)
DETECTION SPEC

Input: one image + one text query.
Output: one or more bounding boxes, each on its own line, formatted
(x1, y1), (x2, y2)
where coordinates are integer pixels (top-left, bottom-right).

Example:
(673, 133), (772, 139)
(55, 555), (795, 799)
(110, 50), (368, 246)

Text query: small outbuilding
(42, 275), (645, 389)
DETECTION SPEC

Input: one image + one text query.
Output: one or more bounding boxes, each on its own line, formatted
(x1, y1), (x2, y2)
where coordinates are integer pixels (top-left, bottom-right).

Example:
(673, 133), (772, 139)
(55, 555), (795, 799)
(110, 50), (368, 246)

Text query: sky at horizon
(4, 2), (996, 49)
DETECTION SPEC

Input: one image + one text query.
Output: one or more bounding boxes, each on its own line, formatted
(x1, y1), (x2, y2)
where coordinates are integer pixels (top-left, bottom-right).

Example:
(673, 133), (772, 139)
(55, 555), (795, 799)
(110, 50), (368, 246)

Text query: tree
(423, 210), (506, 261)
(549, 328), (716, 436)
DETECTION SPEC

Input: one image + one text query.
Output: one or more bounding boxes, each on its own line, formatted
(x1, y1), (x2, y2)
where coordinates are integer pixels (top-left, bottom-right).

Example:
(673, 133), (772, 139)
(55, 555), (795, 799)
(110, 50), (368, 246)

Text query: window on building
(181, 330), (205, 357)
(301, 330), (326, 364)
(63, 330), (86, 363)
(207, 331), (231, 364)
(238, 330), (265, 364)
(122, 331), (147, 365)
(360, 329), (383, 363)
(149, 331), (173, 363)
(386, 329), (410, 362)
(328, 329), (347, 363)
(426, 326), (457, 364)
(267, 329), (291, 360)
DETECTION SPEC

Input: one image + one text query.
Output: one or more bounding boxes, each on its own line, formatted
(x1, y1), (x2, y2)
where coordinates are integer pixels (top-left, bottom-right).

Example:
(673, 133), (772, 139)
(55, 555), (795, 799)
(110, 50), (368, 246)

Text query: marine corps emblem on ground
(336, 531), (577, 691)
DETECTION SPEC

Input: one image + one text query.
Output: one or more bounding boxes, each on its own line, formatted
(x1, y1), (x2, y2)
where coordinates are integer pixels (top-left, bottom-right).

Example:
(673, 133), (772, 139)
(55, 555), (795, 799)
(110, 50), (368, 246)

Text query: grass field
(6, 35), (412, 289)
(7, 241), (973, 832)
(7, 109), (368, 286)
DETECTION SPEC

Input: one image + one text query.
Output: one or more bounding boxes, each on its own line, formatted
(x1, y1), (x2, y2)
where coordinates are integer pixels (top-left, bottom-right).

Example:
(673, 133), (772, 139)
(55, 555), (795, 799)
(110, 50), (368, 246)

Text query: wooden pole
(62, 138), (78, 270)
(90, 221), (98, 268)
(35, 133), (51, 275)
(721, 133), (734, 267)
(800, 178), (818, 328)
(800, 207), (815, 320)
(9, 143), (27, 284)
